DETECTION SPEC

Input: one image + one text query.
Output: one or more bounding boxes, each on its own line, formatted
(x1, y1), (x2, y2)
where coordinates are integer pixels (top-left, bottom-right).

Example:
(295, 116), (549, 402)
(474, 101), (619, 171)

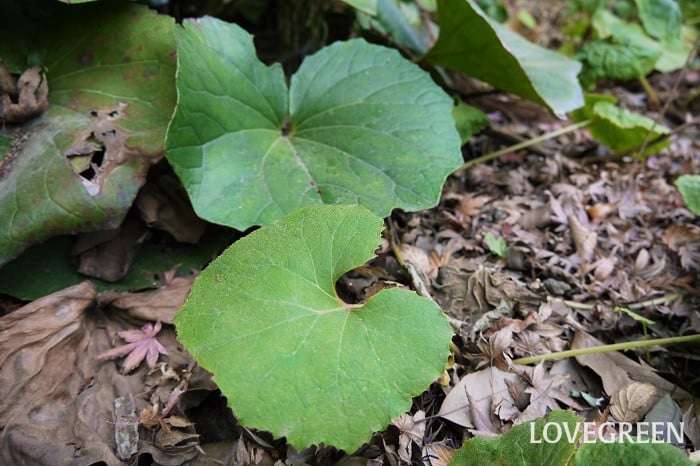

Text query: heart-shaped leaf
(423, 0), (583, 116)
(165, 18), (462, 231)
(0, 2), (175, 265)
(449, 410), (581, 465)
(174, 204), (453, 451)
(571, 93), (669, 158)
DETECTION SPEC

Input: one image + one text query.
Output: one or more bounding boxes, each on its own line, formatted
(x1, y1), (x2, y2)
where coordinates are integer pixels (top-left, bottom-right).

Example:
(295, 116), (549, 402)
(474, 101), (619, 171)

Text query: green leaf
(571, 93), (670, 157)
(675, 175), (700, 216)
(0, 2), (175, 265)
(635, 0), (682, 44)
(0, 228), (233, 300)
(485, 231), (507, 258)
(174, 204), (453, 451)
(376, 0), (429, 54)
(575, 39), (660, 86)
(423, 0), (583, 116)
(572, 438), (694, 466)
(577, 9), (662, 86)
(452, 100), (491, 144)
(166, 18), (460, 231)
(342, 0), (378, 15)
(449, 409), (693, 466)
(449, 410), (580, 466)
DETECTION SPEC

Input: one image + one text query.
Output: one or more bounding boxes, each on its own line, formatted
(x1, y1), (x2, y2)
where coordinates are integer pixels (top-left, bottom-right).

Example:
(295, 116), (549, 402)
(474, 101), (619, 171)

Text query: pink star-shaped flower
(97, 322), (168, 373)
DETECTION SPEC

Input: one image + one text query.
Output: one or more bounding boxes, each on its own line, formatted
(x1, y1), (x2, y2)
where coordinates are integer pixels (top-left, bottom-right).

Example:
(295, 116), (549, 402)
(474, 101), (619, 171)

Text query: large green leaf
(571, 93), (670, 157)
(449, 410), (693, 466)
(635, 0), (683, 43)
(571, 436), (694, 466)
(422, 0), (583, 115)
(0, 2), (175, 265)
(449, 410), (580, 466)
(165, 18), (461, 231)
(175, 204), (453, 451)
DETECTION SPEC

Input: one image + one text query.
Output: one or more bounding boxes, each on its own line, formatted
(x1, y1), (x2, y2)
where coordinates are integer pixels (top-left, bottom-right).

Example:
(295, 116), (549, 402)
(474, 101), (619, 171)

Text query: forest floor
(0, 2), (699, 465)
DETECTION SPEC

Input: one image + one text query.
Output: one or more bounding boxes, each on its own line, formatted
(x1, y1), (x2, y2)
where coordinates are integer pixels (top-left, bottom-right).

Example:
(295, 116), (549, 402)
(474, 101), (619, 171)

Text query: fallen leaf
(438, 366), (526, 430)
(610, 382), (658, 423)
(97, 321), (168, 373)
(568, 214), (597, 262)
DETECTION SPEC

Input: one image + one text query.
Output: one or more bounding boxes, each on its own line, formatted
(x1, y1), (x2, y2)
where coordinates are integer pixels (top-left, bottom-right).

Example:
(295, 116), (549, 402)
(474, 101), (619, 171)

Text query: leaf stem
(512, 333), (700, 365)
(452, 119), (592, 174)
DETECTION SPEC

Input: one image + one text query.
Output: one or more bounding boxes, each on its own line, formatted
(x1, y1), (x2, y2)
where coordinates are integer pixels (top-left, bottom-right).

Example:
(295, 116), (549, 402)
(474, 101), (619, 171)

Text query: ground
(0, 1), (699, 465)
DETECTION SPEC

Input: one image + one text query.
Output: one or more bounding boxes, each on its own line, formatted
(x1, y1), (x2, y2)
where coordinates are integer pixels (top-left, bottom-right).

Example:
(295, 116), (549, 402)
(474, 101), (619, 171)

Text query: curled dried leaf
(610, 382), (658, 422)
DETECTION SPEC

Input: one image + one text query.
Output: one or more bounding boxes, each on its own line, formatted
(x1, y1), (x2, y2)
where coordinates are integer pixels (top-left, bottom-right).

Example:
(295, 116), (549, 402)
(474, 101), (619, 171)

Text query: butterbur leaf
(571, 93), (669, 158)
(174, 204), (453, 451)
(635, 0), (682, 44)
(166, 18), (461, 231)
(577, 9), (661, 86)
(423, 0), (583, 116)
(448, 409), (694, 466)
(448, 410), (580, 466)
(0, 2), (175, 265)
(452, 100), (491, 144)
(571, 438), (693, 466)
(675, 175), (700, 216)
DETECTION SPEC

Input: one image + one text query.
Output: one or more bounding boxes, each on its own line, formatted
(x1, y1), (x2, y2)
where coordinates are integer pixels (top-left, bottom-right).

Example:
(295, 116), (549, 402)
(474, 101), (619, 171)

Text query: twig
(512, 333), (700, 365)
(453, 120), (592, 174)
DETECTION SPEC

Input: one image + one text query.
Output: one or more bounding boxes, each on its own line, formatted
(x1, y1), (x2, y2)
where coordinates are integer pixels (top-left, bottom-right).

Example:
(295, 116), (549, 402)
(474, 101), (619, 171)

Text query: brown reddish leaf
(586, 202), (617, 221)
(96, 321), (168, 373)
(457, 194), (491, 218)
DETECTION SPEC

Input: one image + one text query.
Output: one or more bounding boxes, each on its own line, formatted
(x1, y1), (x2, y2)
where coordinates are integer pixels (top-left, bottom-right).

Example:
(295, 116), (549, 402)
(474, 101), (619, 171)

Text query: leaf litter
(1, 9), (699, 466)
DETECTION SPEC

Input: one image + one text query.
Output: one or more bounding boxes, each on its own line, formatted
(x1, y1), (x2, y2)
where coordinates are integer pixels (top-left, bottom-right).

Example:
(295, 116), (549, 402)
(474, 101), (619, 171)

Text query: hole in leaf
(335, 257), (406, 305)
(78, 145), (105, 180)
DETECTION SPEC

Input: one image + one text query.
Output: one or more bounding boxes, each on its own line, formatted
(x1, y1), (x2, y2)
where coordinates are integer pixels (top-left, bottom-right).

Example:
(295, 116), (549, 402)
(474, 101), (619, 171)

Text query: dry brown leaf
(568, 214), (597, 262)
(0, 65), (49, 123)
(421, 442), (454, 466)
(610, 382), (658, 422)
(438, 366), (526, 429)
(586, 203), (617, 221)
(392, 410), (425, 464)
(0, 282), (204, 464)
(135, 174), (207, 244)
(99, 276), (193, 324)
(457, 194), (491, 218)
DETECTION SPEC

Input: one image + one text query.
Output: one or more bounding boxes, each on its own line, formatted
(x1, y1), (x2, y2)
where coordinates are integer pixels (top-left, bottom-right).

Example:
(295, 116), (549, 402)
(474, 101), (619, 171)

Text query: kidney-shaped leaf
(165, 18), (462, 231)
(174, 204), (453, 451)
(571, 93), (670, 158)
(0, 2), (175, 265)
(423, 0), (583, 116)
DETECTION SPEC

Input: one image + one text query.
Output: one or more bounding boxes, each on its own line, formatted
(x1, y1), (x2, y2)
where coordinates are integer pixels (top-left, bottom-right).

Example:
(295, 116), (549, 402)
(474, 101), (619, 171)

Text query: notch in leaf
(165, 18), (462, 231)
(174, 204), (453, 452)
